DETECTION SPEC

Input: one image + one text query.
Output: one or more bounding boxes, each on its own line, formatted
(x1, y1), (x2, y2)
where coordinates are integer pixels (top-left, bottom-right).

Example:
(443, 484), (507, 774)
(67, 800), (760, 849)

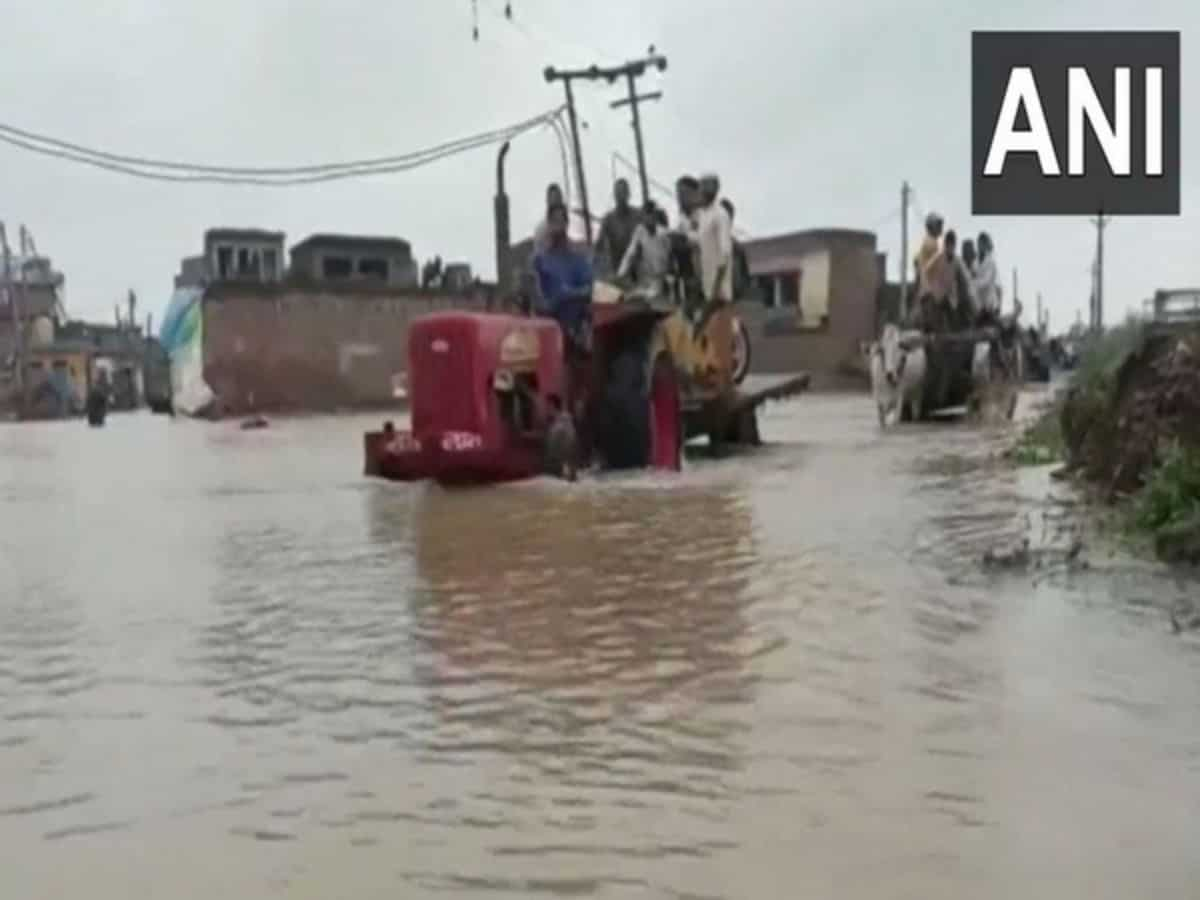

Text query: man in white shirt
(973, 231), (1000, 319)
(617, 202), (670, 297)
(694, 173), (734, 303)
(689, 173), (735, 387)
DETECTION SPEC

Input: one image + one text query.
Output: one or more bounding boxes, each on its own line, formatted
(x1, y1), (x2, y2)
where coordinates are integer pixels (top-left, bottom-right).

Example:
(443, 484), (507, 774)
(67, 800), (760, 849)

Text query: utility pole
(1036, 291), (1043, 333)
(608, 57), (666, 207)
(899, 180), (910, 321)
(543, 69), (593, 244)
(1012, 267), (1019, 318)
(1, 224), (21, 404)
(545, 52), (667, 239)
(1090, 211), (1108, 332)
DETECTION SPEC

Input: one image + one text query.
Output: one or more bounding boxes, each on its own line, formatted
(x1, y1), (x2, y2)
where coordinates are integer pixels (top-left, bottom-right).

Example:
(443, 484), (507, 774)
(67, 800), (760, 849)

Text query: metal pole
(1098, 216), (1104, 330)
(625, 71), (650, 207)
(494, 141), (512, 294)
(560, 78), (592, 245)
(1, 224), (23, 407)
(899, 181), (910, 321)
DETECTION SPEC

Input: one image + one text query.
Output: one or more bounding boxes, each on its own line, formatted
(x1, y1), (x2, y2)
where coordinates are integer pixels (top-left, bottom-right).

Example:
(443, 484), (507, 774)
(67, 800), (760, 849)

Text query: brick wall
(202, 283), (492, 413)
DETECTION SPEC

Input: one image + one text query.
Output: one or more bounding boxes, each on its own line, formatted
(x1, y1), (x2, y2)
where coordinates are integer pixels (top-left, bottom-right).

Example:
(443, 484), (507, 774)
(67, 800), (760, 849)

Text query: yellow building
(25, 342), (92, 416)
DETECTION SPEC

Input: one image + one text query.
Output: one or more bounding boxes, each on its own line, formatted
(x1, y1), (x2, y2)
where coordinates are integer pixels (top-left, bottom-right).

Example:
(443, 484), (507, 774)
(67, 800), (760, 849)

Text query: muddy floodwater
(2, 391), (1200, 899)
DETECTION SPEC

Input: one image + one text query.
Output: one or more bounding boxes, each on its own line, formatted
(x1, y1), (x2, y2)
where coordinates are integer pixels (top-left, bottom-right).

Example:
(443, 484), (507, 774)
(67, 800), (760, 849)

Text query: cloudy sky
(0, 0), (1193, 331)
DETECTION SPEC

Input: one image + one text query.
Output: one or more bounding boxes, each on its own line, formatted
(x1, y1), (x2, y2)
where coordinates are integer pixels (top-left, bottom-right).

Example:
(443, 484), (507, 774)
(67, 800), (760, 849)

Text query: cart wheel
(731, 316), (751, 385)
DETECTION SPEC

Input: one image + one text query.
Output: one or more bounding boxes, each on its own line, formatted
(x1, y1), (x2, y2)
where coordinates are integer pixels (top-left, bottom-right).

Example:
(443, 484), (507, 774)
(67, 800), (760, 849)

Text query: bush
(1133, 441), (1200, 534)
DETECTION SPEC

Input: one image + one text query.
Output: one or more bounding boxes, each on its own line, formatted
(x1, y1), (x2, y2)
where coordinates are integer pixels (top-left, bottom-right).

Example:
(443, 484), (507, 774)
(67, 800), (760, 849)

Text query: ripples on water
(2, 395), (1200, 898)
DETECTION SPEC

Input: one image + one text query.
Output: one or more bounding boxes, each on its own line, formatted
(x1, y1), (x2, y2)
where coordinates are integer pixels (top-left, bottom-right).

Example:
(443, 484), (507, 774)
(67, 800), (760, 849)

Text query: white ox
(969, 330), (1024, 422)
(866, 323), (927, 427)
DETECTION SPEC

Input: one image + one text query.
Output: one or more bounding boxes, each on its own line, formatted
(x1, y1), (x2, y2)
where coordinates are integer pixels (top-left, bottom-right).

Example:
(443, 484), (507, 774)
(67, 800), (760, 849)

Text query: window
(322, 256), (353, 279)
(236, 248), (259, 278)
(262, 249), (278, 280)
(357, 257), (389, 281)
(753, 275), (776, 308)
(216, 246), (234, 280)
(779, 272), (800, 307)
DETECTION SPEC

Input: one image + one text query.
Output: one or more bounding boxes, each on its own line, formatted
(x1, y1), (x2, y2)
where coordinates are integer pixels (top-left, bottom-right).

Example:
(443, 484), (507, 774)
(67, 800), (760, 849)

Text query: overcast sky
(0, 0), (1193, 331)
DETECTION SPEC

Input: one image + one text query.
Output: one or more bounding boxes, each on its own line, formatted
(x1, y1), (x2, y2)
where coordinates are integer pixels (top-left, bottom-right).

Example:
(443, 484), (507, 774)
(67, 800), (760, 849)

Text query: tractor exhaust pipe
(494, 141), (512, 297)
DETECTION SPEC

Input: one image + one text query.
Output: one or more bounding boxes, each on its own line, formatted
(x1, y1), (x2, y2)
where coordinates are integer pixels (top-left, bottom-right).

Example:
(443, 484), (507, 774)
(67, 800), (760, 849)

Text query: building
(736, 228), (882, 380)
(56, 319), (147, 410)
(206, 228), (286, 282)
(172, 228), (286, 288)
(165, 228), (491, 415)
(199, 279), (494, 414)
(288, 234), (418, 288)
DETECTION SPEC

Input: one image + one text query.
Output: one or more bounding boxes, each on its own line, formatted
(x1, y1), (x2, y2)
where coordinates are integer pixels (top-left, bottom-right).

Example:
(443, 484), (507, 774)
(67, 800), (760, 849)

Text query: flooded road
(2, 393), (1199, 899)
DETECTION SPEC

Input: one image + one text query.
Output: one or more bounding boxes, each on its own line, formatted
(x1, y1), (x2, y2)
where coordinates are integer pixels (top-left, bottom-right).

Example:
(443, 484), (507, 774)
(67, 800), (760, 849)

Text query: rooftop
(204, 228), (287, 243)
(742, 227), (877, 250)
(291, 233), (413, 255)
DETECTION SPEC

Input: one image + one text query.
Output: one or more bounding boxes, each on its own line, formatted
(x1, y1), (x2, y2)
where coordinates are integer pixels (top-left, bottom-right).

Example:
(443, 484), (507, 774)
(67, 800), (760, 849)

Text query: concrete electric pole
(1090, 212), (1109, 331)
(545, 51), (667, 239)
(899, 180), (910, 321)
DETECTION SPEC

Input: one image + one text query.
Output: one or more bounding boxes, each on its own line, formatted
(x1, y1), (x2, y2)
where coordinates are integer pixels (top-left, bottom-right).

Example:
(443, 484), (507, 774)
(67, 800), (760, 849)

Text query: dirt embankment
(1059, 327), (1200, 563)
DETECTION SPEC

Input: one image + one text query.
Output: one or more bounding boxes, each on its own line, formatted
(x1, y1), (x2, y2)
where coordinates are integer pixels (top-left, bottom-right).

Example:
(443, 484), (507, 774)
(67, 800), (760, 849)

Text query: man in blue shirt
(532, 201), (593, 351)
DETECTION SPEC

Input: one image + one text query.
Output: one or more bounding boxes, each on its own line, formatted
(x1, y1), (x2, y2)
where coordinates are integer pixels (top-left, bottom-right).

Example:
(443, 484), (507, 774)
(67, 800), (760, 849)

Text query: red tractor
(363, 298), (684, 485)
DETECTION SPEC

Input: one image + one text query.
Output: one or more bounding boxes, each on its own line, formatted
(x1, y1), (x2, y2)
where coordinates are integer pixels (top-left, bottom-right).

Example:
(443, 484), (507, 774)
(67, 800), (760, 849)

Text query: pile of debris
(1059, 328), (1200, 563)
(1062, 330), (1200, 493)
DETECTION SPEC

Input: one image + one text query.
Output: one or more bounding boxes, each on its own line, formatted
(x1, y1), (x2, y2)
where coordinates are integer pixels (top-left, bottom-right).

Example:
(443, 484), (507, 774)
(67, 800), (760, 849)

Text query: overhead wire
(0, 109), (562, 185)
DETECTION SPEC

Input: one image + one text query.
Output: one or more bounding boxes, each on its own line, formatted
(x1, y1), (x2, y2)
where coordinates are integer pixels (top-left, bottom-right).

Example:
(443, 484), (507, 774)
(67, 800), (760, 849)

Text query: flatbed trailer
(683, 372), (811, 446)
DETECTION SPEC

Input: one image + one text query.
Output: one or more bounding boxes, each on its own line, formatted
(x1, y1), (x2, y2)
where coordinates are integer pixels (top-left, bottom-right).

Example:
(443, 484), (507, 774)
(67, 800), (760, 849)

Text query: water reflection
(3, 405), (1200, 899)
(383, 481), (762, 878)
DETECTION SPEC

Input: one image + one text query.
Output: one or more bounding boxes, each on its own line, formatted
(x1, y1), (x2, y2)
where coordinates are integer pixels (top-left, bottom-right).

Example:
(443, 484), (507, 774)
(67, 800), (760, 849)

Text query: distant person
(668, 175), (703, 303)
(962, 238), (977, 277)
(943, 229), (975, 329)
(595, 178), (639, 278)
(618, 201), (671, 296)
(915, 211), (943, 294)
(917, 215), (952, 331)
(532, 182), (566, 253)
(973, 231), (1001, 322)
(675, 174), (701, 229)
(532, 201), (593, 352)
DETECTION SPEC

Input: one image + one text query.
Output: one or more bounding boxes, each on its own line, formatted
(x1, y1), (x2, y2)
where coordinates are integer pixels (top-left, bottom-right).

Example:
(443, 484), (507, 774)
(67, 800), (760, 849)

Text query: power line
(0, 109), (561, 185)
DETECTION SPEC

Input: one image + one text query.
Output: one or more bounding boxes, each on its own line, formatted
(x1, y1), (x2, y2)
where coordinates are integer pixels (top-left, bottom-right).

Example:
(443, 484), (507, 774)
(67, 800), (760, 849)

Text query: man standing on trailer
(691, 173), (735, 388)
(595, 178), (639, 278)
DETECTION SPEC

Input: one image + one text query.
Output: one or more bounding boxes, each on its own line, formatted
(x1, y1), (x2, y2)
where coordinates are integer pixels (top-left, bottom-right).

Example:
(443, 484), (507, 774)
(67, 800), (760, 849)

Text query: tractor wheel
(599, 340), (653, 469)
(731, 316), (751, 386)
(599, 340), (683, 471)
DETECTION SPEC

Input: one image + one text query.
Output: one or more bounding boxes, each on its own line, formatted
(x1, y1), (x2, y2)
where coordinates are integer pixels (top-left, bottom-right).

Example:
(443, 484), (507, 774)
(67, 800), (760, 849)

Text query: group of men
(911, 212), (1002, 333)
(527, 173), (745, 386)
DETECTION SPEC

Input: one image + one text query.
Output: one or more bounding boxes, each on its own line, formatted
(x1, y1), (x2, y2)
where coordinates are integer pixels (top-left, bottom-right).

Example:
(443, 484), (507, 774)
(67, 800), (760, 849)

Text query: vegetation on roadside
(1012, 399), (1064, 466)
(1012, 320), (1200, 564)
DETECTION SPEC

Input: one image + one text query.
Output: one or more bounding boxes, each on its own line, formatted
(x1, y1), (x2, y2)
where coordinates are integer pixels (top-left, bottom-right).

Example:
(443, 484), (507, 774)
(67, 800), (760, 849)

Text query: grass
(1131, 441), (1200, 532)
(1012, 400), (1065, 466)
